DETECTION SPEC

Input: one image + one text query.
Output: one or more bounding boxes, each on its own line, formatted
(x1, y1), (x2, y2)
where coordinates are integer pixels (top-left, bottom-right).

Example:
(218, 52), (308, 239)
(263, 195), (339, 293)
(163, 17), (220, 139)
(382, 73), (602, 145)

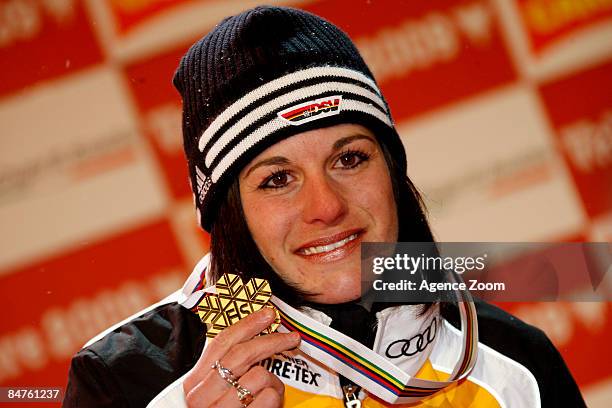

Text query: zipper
(340, 375), (362, 408)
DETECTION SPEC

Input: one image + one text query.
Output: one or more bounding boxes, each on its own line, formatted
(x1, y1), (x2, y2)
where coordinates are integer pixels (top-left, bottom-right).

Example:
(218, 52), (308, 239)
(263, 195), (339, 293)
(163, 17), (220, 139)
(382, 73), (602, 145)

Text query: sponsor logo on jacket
(259, 353), (322, 386)
(385, 318), (438, 358)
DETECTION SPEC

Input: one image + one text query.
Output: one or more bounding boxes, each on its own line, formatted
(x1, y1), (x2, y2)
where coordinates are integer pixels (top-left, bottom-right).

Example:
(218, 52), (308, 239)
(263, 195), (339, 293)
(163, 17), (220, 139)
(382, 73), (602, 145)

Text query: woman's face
(239, 124), (398, 304)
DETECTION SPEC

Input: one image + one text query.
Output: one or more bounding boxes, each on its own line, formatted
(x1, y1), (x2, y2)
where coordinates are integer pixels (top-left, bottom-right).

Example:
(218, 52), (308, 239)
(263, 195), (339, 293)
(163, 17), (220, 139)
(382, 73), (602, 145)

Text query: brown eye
(340, 154), (357, 167)
(270, 172), (288, 187)
(259, 170), (293, 189)
(333, 150), (370, 169)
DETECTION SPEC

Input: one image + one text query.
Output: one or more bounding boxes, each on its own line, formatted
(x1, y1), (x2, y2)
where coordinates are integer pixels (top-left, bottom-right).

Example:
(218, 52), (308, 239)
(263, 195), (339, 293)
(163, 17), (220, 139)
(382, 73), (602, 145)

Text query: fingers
(188, 331), (298, 404)
(186, 365), (284, 408)
(238, 365), (285, 397)
(186, 308), (277, 391)
(184, 307), (300, 408)
(250, 387), (283, 408)
(220, 332), (300, 377)
(201, 308), (278, 368)
(213, 365), (284, 407)
(184, 367), (226, 408)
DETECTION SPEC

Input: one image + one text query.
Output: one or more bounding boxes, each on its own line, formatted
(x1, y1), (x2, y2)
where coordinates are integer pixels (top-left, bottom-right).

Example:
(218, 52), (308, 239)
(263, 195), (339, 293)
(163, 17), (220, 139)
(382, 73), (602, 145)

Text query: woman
(64, 6), (585, 408)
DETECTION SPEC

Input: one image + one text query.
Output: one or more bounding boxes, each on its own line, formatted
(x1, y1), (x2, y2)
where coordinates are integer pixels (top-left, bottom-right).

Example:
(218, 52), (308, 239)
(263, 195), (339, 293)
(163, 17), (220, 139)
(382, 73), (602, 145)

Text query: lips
(295, 229), (364, 261)
(301, 233), (359, 255)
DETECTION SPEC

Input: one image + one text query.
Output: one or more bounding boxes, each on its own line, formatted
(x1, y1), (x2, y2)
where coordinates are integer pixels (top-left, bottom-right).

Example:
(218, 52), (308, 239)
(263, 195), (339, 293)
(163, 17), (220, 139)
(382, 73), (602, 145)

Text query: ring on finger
(235, 383), (254, 407)
(211, 360), (238, 387)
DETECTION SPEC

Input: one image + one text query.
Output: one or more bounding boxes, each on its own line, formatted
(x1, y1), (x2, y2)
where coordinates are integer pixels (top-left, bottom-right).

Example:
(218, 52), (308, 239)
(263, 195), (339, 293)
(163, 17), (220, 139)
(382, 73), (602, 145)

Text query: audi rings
(385, 318), (438, 358)
(211, 361), (254, 406)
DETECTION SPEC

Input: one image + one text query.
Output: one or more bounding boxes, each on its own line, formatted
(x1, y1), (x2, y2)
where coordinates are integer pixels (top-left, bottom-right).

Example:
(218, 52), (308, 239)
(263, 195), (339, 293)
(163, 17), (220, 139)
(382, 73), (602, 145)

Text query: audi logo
(384, 318), (437, 358)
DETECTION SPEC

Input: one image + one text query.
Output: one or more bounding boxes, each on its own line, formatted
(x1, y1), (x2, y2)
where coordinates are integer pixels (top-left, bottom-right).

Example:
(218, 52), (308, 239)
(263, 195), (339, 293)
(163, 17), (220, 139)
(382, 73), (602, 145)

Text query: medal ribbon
(179, 255), (478, 404)
(272, 293), (477, 404)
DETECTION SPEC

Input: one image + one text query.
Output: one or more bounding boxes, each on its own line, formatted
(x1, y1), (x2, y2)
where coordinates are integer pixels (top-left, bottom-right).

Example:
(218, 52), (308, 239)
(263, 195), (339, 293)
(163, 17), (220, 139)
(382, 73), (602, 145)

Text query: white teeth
(302, 234), (358, 255)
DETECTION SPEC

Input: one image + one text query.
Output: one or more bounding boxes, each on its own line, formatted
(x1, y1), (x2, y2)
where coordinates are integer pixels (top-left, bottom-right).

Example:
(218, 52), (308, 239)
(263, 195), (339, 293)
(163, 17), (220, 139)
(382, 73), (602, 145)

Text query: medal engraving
(197, 273), (280, 337)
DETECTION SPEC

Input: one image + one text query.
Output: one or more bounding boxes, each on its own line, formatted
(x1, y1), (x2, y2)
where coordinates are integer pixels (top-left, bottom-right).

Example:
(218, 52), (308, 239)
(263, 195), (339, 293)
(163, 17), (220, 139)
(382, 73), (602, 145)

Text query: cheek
(381, 178), (399, 236)
(241, 196), (295, 258)
(355, 170), (396, 209)
(355, 167), (398, 237)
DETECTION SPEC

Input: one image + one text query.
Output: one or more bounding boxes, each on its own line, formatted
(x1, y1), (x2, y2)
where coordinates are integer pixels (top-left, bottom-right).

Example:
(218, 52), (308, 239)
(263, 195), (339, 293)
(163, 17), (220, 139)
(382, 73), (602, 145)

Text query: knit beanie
(174, 5), (407, 232)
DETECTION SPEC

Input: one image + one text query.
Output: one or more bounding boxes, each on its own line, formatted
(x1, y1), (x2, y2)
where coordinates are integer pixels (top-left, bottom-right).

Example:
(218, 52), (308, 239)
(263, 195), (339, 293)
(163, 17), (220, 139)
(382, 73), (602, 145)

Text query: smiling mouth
(296, 229), (364, 257)
(301, 233), (359, 255)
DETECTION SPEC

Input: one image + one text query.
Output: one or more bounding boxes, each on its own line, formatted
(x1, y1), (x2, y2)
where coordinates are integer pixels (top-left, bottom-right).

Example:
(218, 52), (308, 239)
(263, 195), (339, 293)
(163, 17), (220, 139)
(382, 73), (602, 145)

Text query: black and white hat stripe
(204, 88), (389, 174)
(203, 79), (389, 169)
(198, 66), (385, 153)
(210, 98), (392, 183)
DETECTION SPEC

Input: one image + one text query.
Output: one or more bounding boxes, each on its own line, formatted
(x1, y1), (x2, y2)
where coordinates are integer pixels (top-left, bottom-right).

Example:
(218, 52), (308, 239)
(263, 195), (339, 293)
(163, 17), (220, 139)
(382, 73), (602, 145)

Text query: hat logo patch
(278, 95), (342, 125)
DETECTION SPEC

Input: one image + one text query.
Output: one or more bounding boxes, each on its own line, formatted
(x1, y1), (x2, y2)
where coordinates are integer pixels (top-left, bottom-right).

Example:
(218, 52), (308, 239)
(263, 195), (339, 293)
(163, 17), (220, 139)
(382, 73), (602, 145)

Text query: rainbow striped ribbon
(271, 293), (478, 404)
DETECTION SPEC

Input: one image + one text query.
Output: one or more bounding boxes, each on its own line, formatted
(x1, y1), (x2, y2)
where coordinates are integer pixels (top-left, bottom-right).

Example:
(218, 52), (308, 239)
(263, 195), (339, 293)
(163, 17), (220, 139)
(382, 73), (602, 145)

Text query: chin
(310, 275), (362, 304)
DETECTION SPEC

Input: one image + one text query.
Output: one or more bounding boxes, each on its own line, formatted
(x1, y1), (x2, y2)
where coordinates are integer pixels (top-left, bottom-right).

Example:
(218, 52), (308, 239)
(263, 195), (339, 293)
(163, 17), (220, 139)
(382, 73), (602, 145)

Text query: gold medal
(197, 273), (280, 338)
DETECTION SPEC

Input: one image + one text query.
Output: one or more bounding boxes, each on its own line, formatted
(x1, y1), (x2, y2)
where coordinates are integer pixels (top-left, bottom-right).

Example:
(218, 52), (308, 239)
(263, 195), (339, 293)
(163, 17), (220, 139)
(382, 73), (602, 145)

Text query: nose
(300, 174), (348, 225)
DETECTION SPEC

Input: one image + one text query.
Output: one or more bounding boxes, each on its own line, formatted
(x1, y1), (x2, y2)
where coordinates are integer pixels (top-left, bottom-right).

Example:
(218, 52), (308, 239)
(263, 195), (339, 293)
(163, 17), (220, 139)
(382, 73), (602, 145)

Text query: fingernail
(290, 332), (301, 343)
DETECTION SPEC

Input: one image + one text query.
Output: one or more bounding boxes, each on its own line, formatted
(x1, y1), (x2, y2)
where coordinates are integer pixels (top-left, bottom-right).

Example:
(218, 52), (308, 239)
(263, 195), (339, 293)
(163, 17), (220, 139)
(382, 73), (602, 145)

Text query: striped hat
(174, 5), (406, 232)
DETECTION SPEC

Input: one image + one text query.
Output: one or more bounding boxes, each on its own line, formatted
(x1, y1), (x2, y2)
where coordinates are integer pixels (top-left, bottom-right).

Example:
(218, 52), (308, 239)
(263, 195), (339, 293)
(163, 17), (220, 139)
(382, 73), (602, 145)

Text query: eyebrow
(332, 134), (376, 150)
(243, 156), (290, 179)
(243, 133), (376, 179)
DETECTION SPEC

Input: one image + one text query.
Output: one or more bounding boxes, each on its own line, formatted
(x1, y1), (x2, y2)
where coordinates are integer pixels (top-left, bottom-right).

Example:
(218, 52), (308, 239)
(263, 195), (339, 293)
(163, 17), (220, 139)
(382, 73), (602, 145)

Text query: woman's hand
(184, 308), (300, 407)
